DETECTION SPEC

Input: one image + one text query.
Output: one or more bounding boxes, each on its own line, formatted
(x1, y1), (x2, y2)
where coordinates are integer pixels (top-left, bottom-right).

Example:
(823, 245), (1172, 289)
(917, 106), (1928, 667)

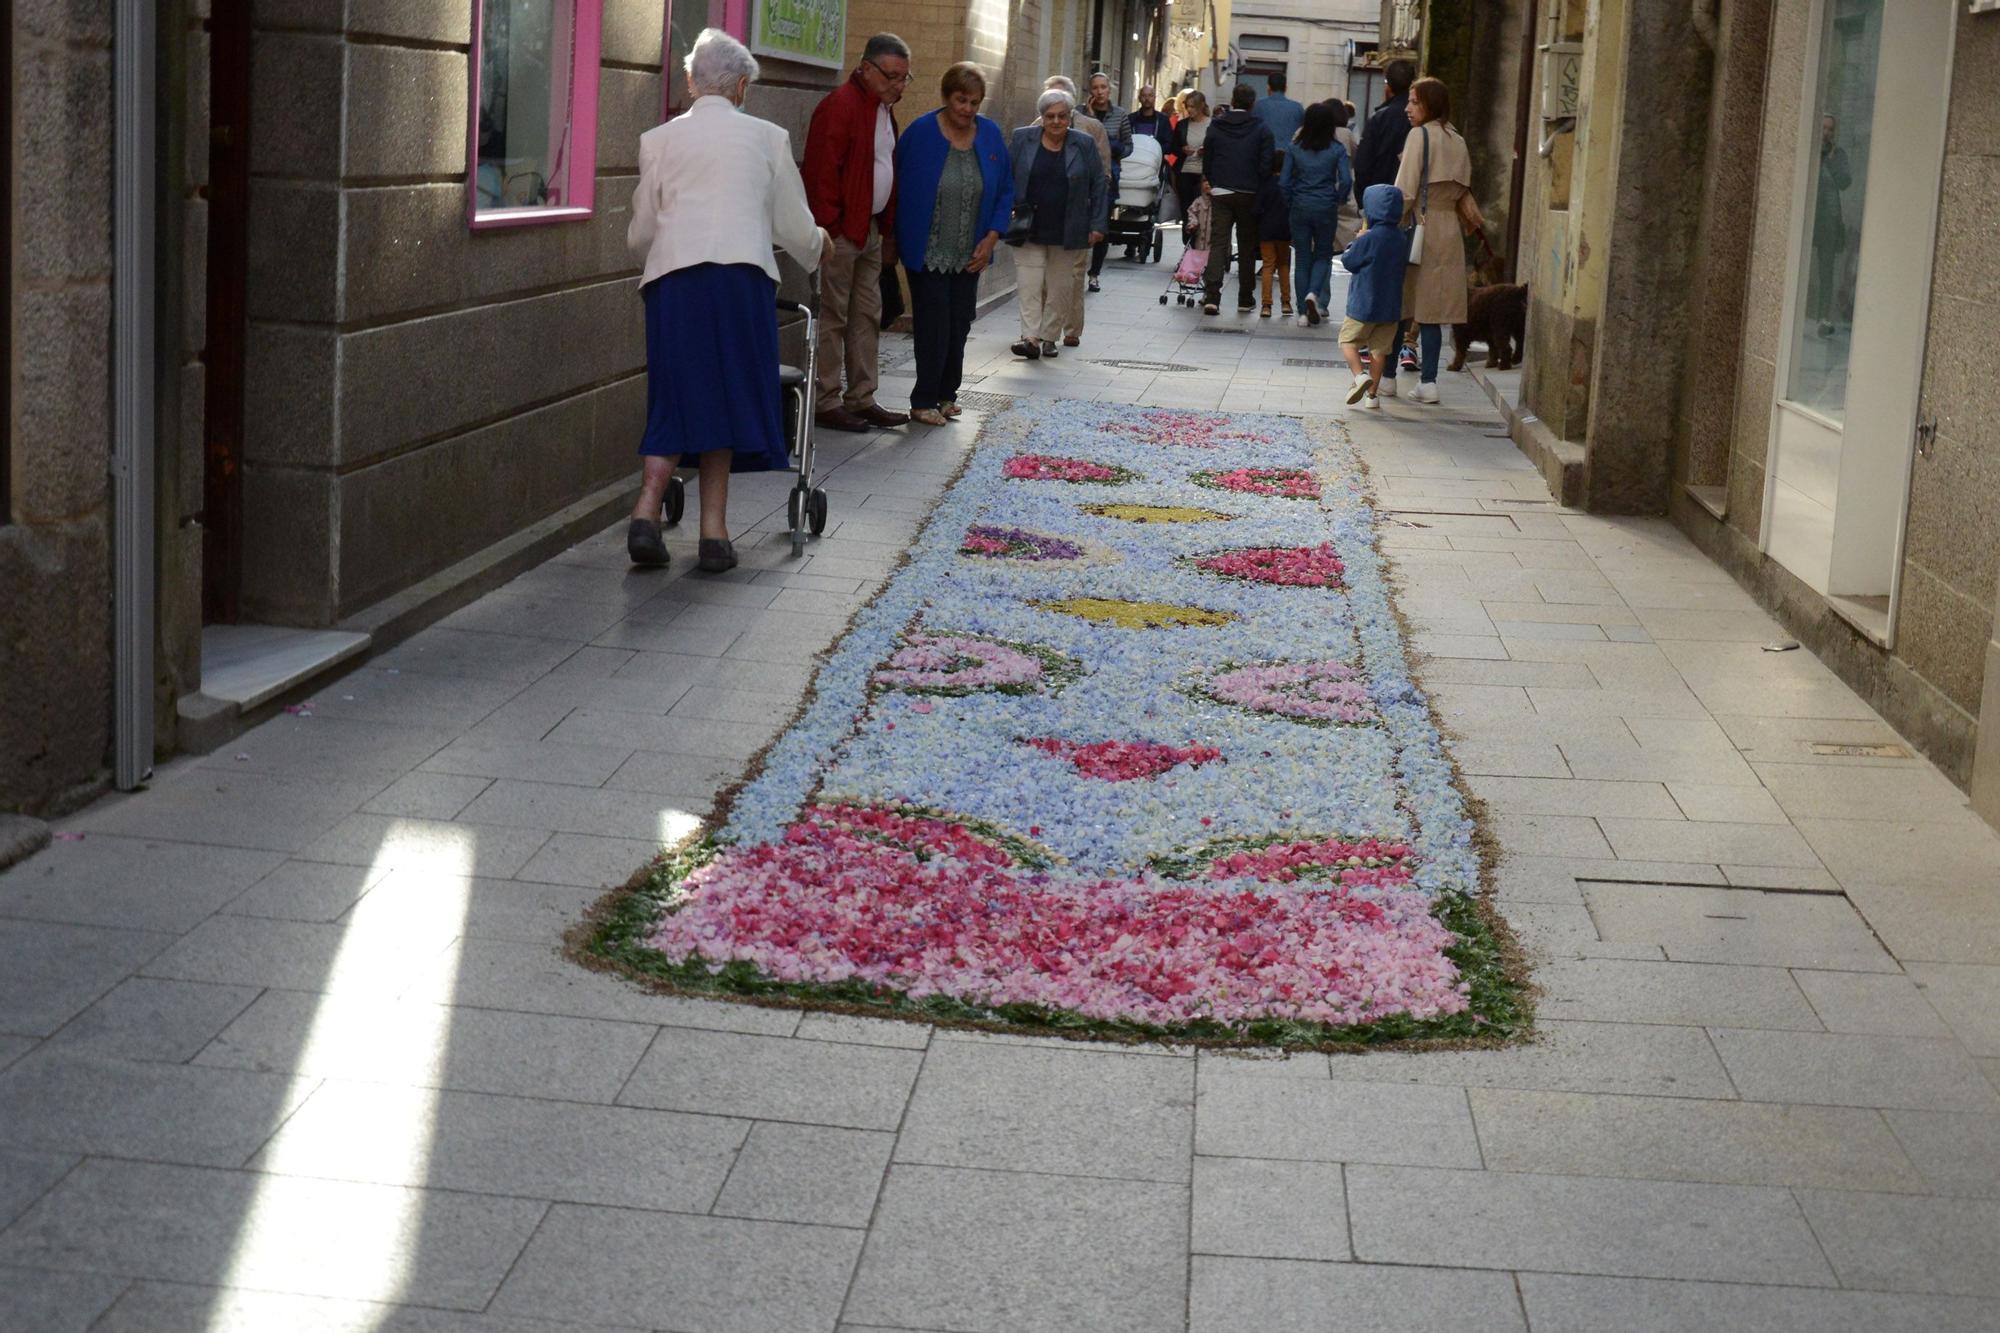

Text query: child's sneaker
(1377, 377), (1398, 398)
(1360, 388), (1382, 410)
(1345, 373), (1371, 406)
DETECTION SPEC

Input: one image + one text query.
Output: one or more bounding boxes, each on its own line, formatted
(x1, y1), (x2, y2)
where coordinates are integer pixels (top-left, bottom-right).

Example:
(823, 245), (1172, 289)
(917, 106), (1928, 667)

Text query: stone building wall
(0, 3), (116, 814)
(237, 0), (672, 625)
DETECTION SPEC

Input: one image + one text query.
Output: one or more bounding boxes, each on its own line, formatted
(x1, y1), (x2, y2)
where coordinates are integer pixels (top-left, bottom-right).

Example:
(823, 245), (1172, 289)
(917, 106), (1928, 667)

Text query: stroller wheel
(665, 476), (686, 526)
(1159, 294), (1168, 305)
(807, 489), (829, 536)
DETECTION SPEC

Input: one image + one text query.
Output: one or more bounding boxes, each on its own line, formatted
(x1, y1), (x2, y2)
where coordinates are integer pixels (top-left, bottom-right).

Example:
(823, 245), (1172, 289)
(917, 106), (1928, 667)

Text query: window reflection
(477, 0), (579, 211)
(664, 0), (718, 120)
(1787, 0), (1880, 422)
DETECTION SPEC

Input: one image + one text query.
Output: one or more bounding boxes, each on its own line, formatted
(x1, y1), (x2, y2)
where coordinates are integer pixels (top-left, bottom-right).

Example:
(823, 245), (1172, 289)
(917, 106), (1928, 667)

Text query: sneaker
(1296, 313), (1312, 328)
(1202, 302), (1219, 316)
(1345, 373), (1370, 406)
(1360, 391), (1381, 411)
(1281, 305), (1294, 317)
(1377, 377), (1398, 398)
(1399, 345), (1419, 372)
(1088, 276), (1102, 293)
(1040, 340), (1059, 358)
(1237, 302), (1256, 314)
(1304, 296), (1321, 327)
(1260, 305), (1272, 318)
(1412, 381), (1440, 404)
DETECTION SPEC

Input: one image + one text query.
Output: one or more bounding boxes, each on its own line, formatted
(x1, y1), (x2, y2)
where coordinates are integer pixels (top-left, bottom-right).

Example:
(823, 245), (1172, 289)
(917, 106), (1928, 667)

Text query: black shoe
(1087, 276), (1101, 293)
(1012, 339), (1042, 359)
(696, 538), (737, 574)
(627, 519), (669, 568)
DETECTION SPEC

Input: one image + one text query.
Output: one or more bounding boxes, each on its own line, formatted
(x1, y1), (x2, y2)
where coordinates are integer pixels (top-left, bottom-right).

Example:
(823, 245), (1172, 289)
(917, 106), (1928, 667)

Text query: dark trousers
(1089, 238), (1110, 277)
(906, 266), (980, 409)
(1203, 191), (1259, 307)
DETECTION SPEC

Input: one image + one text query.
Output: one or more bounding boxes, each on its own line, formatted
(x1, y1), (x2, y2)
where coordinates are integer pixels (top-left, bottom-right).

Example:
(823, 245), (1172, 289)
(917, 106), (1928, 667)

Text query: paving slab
(453, 780), (705, 843)
(0, 1265), (130, 1333)
(1793, 969), (1956, 1037)
(343, 871), (599, 948)
(1470, 1087), (1922, 1191)
(370, 628), (582, 683)
(1710, 1028), (1999, 1112)
(419, 736), (635, 789)
(0, 1158), (546, 1310)
(712, 1122), (894, 1227)
(1906, 962), (2000, 1056)
(1347, 1164), (1834, 1285)
(1796, 1189), (2000, 1296)
(1189, 1257), (1525, 1333)
(220, 859), (393, 922)
(895, 1039), (1194, 1181)
(90, 1282), (646, 1332)
(196, 990), (656, 1103)
(1323, 1018), (1734, 1098)
(0, 1048), (313, 1167)
(254, 1081), (744, 1211)
(64, 770), (390, 854)
(1533, 957), (1821, 1029)
(490, 1203), (861, 1332)
(141, 913), (462, 995)
(793, 1012), (932, 1049)
(0, 1149), (75, 1231)
(842, 1164), (1187, 1333)
(1191, 1157), (1347, 1261)
(618, 1025), (921, 1130)
(0, 919), (175, 1038)
(294, 813), (553, 880)
(43, 977), (261, 1063)
(1884, 1108), (2000, 1198)
(0, 836), (284, 934)
(189, 715), (456, 784)
(1195, 1072), (1481, 1167)
(1518, 1272), (2000, 1333)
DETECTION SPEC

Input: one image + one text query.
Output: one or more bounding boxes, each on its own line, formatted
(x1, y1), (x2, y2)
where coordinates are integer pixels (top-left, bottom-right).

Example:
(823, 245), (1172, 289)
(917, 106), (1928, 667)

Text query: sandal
(910, 408), (947, 426)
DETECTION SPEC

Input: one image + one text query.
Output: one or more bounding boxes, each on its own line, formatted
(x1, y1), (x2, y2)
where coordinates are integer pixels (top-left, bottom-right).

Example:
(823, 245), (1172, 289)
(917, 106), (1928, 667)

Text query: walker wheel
(1159, 294), (1168, 305)
(665, 476), (685, 526)
(807, 489), (829, 536)
(1152, 230), (1165, 263)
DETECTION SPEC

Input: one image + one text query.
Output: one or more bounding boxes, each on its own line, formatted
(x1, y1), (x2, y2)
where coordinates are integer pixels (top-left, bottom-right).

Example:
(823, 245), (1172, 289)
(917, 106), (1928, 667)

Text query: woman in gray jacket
(1006, 91), (1107, 360)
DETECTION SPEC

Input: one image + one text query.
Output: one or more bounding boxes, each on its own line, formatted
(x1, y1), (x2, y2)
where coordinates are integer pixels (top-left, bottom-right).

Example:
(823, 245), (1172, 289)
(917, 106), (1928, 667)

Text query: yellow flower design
(1031, 598), (1240, 629)
(1078, 503), (1236, 524)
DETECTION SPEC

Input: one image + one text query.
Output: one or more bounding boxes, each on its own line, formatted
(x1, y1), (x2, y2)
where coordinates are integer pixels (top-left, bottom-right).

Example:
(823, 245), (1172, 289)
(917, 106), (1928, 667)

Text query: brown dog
(1450, 282), (1527, 372)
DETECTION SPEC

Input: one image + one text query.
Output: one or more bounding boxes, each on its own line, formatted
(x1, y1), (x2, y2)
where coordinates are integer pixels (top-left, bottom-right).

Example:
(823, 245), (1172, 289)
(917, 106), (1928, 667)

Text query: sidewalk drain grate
(953, 390), (1020, 412)
(1090, 358), (1202, 373)
(1196, 327), (1251, 336)
(1283, 357), (1343, 368)
(1810, 741), (1911, 759)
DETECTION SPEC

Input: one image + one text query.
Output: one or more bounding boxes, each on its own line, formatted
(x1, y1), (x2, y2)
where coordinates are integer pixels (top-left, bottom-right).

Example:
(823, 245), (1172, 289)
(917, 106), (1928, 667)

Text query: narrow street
(3, 257), (1998, 1331)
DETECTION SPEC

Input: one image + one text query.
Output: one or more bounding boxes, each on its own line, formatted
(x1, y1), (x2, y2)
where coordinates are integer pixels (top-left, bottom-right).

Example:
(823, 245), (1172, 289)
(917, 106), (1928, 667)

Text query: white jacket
(627, 96), (827, 286)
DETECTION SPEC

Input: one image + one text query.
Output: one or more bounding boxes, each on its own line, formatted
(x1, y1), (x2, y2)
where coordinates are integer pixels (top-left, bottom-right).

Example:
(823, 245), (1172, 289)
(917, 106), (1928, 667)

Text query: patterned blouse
(924, 146), (984, 273)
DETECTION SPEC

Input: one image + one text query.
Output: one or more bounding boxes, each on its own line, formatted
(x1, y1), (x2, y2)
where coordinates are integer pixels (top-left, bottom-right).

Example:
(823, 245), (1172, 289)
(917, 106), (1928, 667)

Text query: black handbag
(1003, 208), (1034, 247)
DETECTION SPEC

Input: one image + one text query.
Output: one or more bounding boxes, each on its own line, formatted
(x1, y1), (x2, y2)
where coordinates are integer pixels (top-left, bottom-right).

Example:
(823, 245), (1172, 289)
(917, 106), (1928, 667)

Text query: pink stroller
(1163, 194), (1211, 306)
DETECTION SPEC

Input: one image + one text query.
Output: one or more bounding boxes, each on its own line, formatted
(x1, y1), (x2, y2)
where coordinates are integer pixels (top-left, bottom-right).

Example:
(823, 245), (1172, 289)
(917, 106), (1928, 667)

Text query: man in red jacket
(804, 33), (911, 432)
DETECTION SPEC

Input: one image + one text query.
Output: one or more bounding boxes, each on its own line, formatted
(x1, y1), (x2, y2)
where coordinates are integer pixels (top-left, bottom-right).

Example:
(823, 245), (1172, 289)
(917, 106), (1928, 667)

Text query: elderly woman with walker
(625, 28), (831, 571)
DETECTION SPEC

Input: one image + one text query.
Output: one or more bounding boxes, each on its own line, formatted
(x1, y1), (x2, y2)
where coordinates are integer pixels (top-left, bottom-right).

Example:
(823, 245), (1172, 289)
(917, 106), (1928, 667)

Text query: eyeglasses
(865, 59), (912, 86)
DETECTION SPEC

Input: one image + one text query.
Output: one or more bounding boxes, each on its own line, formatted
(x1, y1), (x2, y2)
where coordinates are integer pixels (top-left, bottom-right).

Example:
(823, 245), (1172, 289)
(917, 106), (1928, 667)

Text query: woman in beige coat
(1392, 77), (1474, 404)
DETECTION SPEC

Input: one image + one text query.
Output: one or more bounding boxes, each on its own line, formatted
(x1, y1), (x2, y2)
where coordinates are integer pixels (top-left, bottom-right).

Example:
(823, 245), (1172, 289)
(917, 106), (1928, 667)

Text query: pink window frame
(467, 0), (603, 230)
(661, 0), (752, 121)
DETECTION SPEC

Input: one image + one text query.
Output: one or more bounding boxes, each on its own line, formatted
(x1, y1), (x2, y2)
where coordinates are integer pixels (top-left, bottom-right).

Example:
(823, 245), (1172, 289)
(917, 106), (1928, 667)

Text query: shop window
(1238, 34), (1289, 52)
(1238, 63), (1285, 98)
(468, 0), (602, 229)
(664, 0), (752, 120)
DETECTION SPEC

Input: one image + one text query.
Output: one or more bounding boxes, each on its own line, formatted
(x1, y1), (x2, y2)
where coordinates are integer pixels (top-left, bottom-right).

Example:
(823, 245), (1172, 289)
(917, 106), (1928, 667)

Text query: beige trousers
(1015, 244), (1086, 343)
(816, 223), (882, 412)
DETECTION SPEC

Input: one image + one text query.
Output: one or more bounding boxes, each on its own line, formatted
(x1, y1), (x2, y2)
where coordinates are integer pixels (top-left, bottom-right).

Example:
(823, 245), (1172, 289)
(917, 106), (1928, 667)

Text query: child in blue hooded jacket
(1338, 183), (1410, 408)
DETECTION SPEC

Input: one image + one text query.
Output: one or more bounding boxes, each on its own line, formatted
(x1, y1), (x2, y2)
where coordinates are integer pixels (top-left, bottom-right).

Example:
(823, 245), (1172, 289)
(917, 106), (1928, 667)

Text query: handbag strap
(1417, 126), (1431, 218)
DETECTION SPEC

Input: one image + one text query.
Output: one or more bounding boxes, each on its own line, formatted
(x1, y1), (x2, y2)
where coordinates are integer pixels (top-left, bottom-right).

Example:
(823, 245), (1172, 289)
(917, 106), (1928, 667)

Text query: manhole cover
(953, 390), (1018, 412)
(1090, 359), (1203, 373)
(1283, 357), (1343, 368)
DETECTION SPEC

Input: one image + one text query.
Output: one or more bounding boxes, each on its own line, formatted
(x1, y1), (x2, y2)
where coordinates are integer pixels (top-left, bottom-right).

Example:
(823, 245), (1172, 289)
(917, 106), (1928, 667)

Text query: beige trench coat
(1395, 123), (1472, 325)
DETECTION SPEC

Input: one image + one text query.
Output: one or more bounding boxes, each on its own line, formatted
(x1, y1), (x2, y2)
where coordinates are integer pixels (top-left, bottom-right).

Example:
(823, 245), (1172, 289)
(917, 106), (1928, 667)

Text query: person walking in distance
(1254, 150), (1292, 319)
(624, 29), (831, 570)
(1351, 59), (1415, 391)
(1124, 84), (1173, 260)
(1006, 91), (1106, 360)
(1169, 90), (1210, 221)
(1282, 101), (1351, 327)
(1338, 184), (1412, 411)
(1199, 84), (1274, 317)
(1044, 76), (1110, 347)
(1251, 68), (1304, 152)
(1392, 77), (1476, 405)
(1083, 72), (1133, 292)
(804, 33), (912, 434)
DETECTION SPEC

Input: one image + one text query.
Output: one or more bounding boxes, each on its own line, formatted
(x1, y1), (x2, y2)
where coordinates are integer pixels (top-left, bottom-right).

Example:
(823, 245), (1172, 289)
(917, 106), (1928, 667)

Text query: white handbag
(1406, 127), (1430, 265)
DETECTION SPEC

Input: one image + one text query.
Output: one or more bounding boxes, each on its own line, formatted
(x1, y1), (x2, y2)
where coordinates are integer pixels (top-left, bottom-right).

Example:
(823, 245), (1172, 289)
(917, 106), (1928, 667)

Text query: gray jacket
(1008, 125), (1109, 247)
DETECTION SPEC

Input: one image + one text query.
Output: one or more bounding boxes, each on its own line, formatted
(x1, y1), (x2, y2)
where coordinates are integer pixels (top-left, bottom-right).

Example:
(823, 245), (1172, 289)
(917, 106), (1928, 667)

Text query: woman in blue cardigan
(893, 62), (1013, 425)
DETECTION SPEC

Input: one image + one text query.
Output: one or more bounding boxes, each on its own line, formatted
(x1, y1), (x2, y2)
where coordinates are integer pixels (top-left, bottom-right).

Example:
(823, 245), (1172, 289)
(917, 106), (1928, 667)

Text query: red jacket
(804, 72), (897, 246)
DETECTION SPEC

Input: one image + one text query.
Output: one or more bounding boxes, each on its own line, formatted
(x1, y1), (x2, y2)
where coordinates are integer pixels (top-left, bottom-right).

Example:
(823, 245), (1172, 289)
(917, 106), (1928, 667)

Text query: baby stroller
(1163, 193), (1211, 306)
(665, 289), (829, 558)
(1107, 135), (1166, 264)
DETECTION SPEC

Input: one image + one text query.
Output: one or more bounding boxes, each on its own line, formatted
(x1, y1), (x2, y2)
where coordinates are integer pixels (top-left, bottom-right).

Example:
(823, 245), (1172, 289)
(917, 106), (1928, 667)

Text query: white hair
(1044, 75), (1077, 97)
(1037, 88), (1075, 115)
(686, 28), (758, 96)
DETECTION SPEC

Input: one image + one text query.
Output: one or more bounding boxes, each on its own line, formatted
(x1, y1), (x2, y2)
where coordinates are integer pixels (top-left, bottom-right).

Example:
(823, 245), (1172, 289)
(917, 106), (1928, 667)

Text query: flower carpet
(585, 401), (1522, 1047)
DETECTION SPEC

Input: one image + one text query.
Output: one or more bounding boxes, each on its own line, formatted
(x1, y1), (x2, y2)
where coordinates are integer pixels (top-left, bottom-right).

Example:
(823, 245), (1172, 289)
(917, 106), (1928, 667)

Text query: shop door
(1762, 0), (1954, 635)
(201, 0), (251, 623)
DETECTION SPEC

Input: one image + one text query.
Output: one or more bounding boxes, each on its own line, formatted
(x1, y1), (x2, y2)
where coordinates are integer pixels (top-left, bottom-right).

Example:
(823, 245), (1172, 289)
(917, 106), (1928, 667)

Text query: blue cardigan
(893, 111), (1015, 272)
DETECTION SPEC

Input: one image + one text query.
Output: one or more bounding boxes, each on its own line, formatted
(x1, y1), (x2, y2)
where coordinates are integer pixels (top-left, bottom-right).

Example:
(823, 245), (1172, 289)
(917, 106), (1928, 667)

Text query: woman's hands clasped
(968, 230), (1000, 274)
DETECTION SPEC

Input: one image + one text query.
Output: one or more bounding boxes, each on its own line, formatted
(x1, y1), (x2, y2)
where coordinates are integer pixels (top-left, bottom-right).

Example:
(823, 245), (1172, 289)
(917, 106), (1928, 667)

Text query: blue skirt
(639, 263), (789, 471)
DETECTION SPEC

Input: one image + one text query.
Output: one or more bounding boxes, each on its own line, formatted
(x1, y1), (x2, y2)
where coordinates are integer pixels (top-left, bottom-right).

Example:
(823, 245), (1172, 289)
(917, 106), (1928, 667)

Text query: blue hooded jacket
(1342, 184), (1410, 324)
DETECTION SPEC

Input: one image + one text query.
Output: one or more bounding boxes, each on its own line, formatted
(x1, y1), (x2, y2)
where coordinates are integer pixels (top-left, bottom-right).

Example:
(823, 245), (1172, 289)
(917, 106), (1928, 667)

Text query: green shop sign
(752, 0), (848, 69)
